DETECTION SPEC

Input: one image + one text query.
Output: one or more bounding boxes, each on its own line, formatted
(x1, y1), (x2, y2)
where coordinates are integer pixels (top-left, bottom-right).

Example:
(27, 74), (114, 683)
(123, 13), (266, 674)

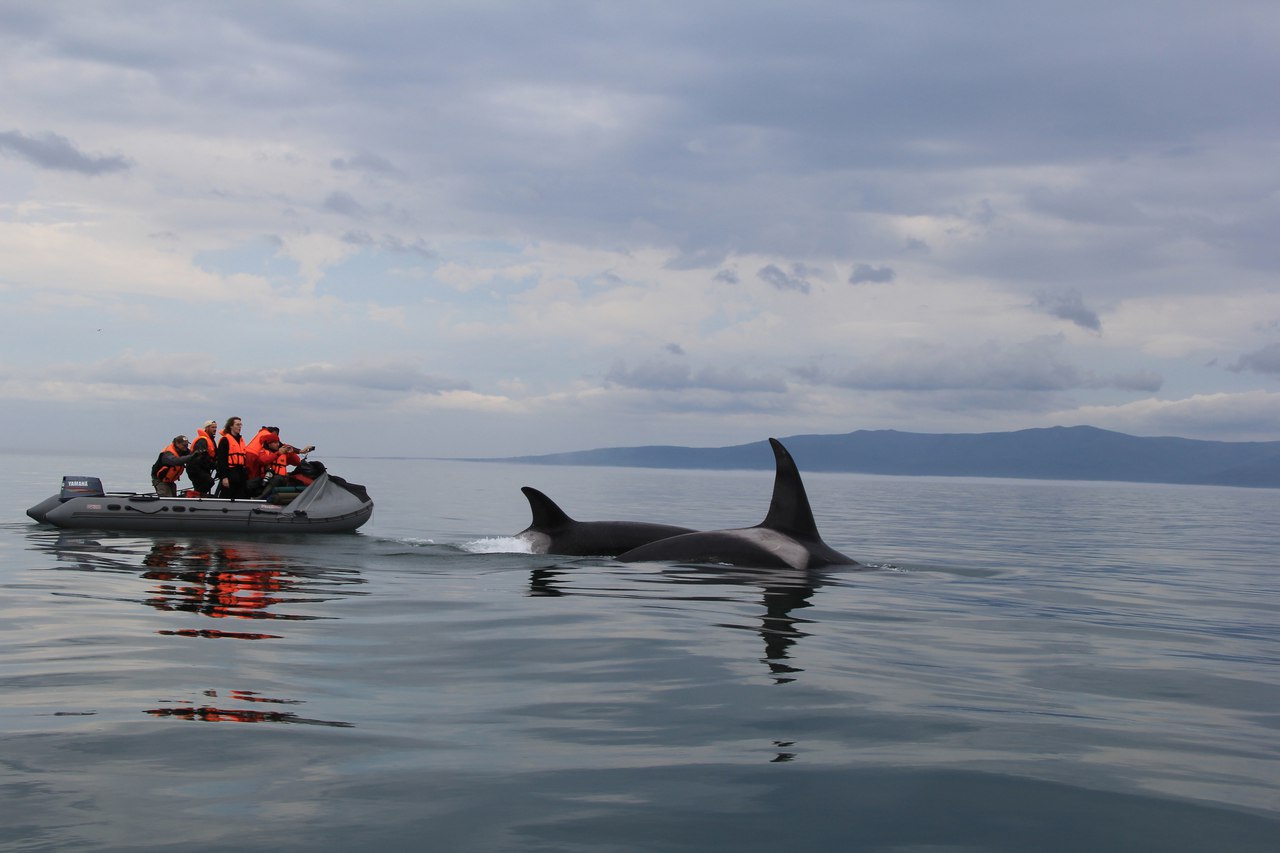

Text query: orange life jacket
(152, 443), (186, 483)
(270, 449), (297, 477)
(220, 431), (247, 468)
(245, 428), (276, 458)
(252, 447), (296, 479)
(192, 429), (217, 459)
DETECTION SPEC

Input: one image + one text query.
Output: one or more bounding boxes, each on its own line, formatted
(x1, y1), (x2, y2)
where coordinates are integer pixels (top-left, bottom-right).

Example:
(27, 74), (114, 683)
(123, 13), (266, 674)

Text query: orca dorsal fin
(521, 486), (575, 530)
(758, 438), (822, 540)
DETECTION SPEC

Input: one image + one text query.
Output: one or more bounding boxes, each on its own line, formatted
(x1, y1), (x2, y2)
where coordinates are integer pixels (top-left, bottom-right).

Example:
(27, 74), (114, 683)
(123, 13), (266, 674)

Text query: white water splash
(461, 536), (535, 554)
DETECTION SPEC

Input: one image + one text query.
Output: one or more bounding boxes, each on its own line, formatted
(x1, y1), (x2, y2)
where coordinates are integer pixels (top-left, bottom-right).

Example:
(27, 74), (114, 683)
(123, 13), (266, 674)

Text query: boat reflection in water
(37, 532), (361, 726)
(141, 540), (325, 635)
(146, 688), (352, 727)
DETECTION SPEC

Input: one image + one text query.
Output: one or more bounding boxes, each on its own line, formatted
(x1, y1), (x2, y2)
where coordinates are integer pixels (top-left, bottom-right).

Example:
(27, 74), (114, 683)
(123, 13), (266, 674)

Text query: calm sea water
(2, 451), (1278, 851)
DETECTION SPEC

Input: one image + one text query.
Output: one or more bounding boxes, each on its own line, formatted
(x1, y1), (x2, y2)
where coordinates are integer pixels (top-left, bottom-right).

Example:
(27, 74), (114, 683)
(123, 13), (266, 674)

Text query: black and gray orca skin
(617, 438), (859, 569)
(516, 486), (696, 557)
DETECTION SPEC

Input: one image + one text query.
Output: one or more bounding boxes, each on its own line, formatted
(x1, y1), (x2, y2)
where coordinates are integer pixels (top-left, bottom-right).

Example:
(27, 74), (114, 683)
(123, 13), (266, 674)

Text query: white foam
(462, 536), (535, 554)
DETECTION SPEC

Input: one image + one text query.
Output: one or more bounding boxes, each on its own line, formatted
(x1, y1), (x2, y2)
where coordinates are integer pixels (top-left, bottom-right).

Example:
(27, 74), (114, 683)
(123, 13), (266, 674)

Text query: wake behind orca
(516, 486), (696, 557)
(616, 438), (860, 570)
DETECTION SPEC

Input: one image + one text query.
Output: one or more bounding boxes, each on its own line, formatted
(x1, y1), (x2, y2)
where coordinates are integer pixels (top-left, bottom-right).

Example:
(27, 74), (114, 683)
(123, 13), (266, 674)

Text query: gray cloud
(607, 359), (786, 393)
(331, 151), (400, 175)
(9, 4), (1270, 269)
(0, 3), (1272, 453)
(1034, 289), (1102, 332)
(757, 264), (811, 294)
(324, 191), (368, 218)
(1024, 185), (1145, 227)
(849, 264), (896, 284)
(1108, 370), (1164, 393)
(0, 130), (130, 175)
(66, 355), (471, 397)
(663, 248), (729, 270)
(1229, 343), (1280, 376)
(341, 230), (435, 260)
(606, 360), (688, 390)
(281, 361), (469, 393)
(80, 357), (213, 387)
(798, 338), (1158, 394)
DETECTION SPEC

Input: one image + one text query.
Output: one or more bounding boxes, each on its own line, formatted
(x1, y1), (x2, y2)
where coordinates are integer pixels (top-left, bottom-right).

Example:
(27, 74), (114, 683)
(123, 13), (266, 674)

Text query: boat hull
(27, 472), (373, 534)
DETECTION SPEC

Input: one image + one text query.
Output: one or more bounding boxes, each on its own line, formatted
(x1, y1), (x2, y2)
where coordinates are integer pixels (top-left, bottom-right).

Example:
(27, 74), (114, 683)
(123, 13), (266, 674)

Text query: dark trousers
(217, 468), (250, 499)
(188, 461), (215, 496)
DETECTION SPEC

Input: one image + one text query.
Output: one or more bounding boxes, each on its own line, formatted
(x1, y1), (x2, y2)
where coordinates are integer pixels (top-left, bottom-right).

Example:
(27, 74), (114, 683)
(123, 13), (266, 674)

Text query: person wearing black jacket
(187, 419), (219, 496)
(215, 416), (250, 499)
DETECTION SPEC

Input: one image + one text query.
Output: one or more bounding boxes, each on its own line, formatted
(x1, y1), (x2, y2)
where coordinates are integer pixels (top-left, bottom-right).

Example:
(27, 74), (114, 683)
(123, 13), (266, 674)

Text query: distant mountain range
(486, 426), (1280, 489)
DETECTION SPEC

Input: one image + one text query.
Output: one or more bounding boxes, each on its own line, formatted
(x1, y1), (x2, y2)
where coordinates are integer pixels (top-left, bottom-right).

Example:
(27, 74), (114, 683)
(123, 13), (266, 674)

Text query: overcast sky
(2, 1), (1278, 458)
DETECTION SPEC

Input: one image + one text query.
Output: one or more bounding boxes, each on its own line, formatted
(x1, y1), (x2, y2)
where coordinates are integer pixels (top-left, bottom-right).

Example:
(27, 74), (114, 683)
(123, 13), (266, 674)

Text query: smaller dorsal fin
(521, 486), (575, 530)
(759, 438), (821, 540)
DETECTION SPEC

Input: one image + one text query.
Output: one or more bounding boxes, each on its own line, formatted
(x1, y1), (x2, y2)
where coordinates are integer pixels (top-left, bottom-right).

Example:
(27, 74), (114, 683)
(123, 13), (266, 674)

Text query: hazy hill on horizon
(483, 425), (1280, 489)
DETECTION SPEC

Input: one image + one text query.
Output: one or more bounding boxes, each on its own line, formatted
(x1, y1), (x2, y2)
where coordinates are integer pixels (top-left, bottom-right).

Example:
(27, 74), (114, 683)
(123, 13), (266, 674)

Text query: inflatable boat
(27, 472), (373, 534)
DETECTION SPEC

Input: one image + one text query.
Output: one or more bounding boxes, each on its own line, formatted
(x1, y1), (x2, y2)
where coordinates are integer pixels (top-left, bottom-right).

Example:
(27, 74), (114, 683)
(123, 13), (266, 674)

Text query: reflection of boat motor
(60, 476), (105, 500)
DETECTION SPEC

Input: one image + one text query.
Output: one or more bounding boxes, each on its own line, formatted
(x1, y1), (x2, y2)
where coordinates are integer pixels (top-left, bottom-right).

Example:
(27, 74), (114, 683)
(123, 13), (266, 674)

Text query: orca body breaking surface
(516, 486), (696, 557)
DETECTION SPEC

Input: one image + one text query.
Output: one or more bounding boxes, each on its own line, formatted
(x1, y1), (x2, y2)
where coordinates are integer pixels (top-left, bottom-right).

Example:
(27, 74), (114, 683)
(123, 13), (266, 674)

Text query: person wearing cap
(187, 419), (219, 496)
(151, 435), (198, 497)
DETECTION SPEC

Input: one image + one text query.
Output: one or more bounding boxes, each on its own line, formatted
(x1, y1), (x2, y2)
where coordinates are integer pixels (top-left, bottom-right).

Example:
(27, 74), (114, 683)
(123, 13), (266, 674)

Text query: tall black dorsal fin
(759, 438), (821, 540)
(521, 486), (575, 530)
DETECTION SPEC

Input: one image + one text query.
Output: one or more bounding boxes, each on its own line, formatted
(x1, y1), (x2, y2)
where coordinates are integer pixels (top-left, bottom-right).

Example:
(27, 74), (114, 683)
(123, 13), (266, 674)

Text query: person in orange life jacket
(215, 416), (250, 499)
(187, 419), (219, 496)
(245, 427), (313, 478)
(252, 434), (306, 498)
(244, 426), (279, 469)
(151, 435), (198, 497)
(245, 432), (286, 482)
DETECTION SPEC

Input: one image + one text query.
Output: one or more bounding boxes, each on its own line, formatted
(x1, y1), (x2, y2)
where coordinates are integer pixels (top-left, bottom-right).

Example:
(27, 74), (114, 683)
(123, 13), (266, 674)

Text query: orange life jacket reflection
(152, 443), (186, 483)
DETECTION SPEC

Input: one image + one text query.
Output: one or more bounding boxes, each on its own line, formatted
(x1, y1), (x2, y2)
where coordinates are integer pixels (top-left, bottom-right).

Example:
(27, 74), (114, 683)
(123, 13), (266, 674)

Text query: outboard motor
(60, 476), (105, 500)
